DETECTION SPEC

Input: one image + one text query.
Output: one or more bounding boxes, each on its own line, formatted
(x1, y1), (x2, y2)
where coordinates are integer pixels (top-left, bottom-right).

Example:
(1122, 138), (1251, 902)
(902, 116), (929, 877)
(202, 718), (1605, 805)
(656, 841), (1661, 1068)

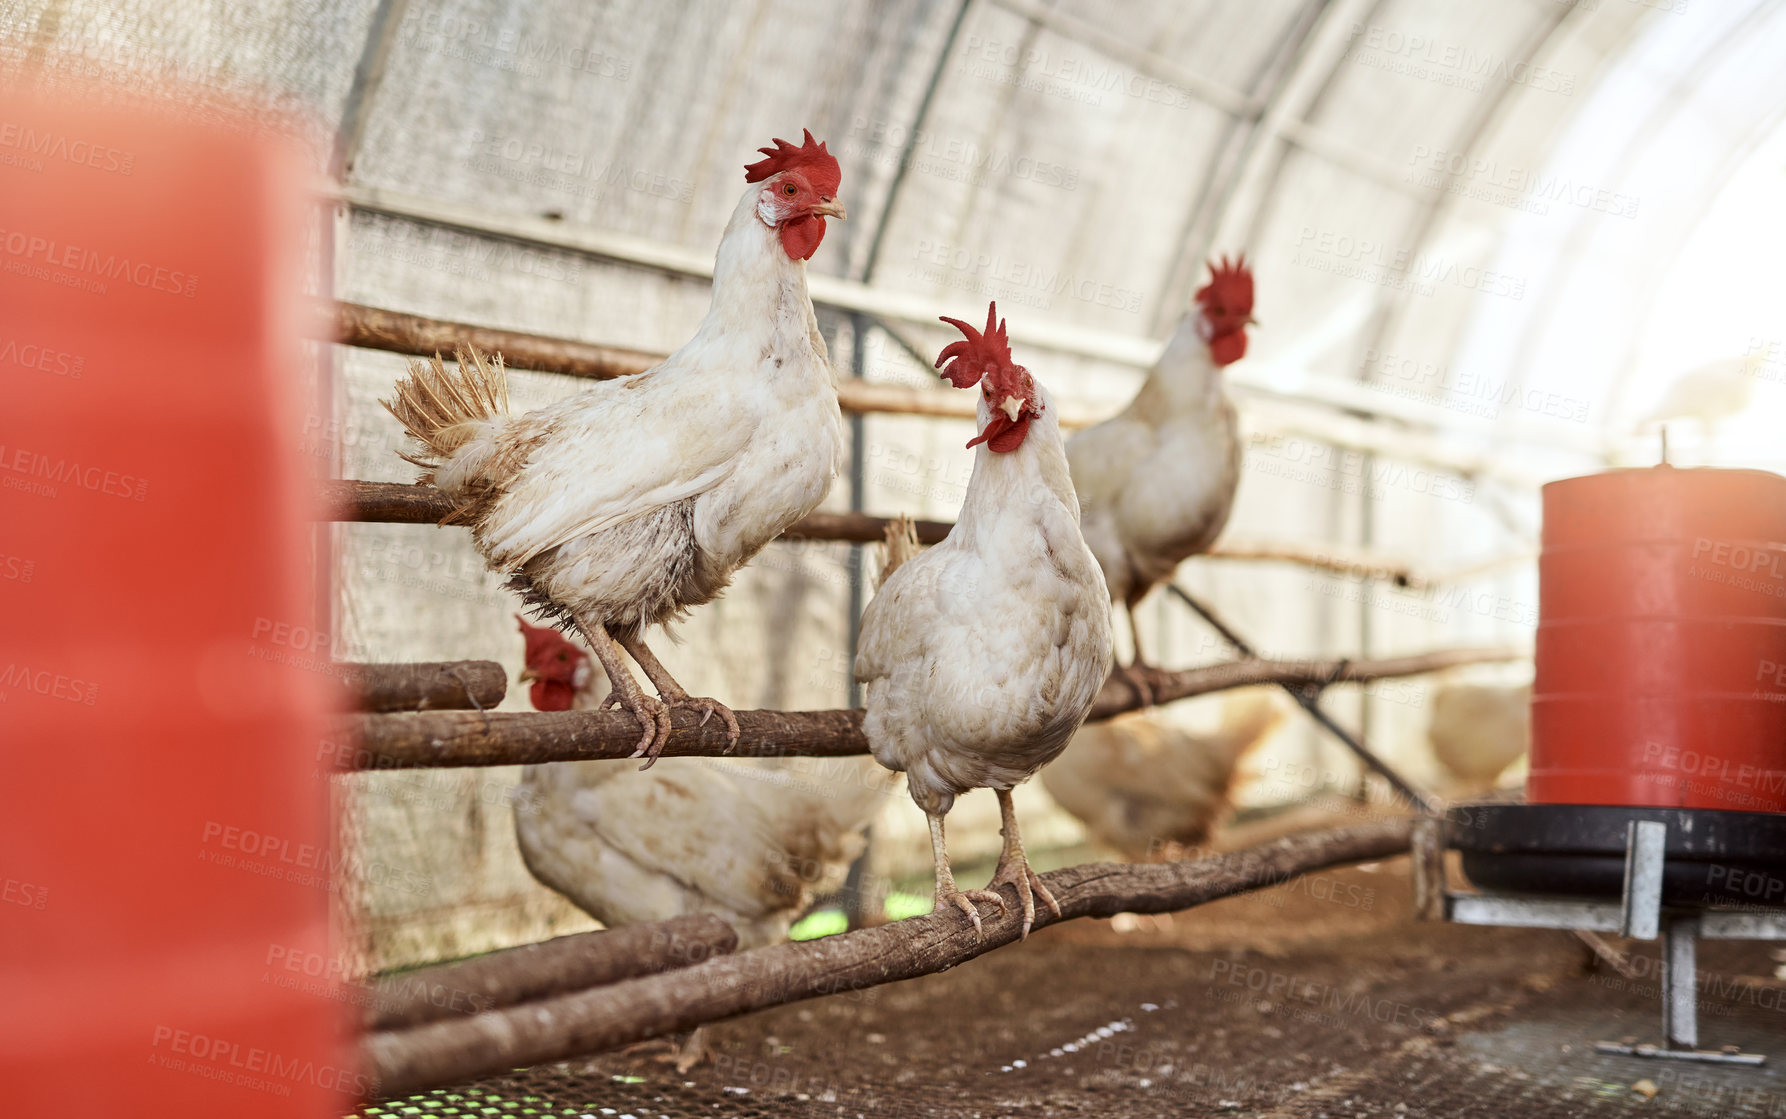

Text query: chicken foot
(572, 618), (673, 767)
(987, 787), (1060, 939)
(927, 813), (1007, 939)
(619, 1026), (711, 1072)
(674, 1026), (712, 1073)
(613, 631), (743, 757)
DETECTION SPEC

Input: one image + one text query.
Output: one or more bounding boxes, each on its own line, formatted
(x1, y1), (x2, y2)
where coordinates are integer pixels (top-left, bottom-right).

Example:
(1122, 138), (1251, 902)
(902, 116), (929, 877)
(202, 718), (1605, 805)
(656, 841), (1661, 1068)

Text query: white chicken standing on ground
(1042, 690), (1289, 861)
(510, 615), (896, 1067)
(1066, 256), (1255, 691)
(383, 131), (847, 765)
(855, 303), (1113, 939)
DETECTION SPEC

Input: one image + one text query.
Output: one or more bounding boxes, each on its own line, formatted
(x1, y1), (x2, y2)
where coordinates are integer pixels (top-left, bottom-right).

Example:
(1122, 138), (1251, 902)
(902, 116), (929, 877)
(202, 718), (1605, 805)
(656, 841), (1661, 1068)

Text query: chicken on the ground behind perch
(1043, 689), (1289, 861)
(383, 130), (848, 766)
(855, 303), (1112, 939)
(512, 618), (894, 1068)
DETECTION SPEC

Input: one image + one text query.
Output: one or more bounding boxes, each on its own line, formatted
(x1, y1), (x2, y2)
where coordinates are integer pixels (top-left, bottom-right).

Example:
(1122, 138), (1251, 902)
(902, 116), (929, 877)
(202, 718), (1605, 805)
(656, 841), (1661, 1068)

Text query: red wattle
(530, 679), (577, 711)
(1208, 329), (1248, 366)
(780, 216), (826, 260)
(966, 411), (1032, 452)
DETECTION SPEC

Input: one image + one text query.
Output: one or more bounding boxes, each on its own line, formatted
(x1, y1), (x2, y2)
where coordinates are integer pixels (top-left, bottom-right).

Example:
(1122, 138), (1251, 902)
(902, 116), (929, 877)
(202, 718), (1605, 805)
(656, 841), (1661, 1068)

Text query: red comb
(935, 302), (1015, 389)
(1195, 254), (1254, 316)
(743, 129), (841, 197)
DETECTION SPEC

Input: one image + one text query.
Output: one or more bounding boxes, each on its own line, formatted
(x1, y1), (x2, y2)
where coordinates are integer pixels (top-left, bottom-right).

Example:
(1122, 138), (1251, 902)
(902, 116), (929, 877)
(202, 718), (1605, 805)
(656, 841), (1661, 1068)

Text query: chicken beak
(811, 197), (846, 220)
(518, 666), (537, 683)
(999, 395), (1023, 423)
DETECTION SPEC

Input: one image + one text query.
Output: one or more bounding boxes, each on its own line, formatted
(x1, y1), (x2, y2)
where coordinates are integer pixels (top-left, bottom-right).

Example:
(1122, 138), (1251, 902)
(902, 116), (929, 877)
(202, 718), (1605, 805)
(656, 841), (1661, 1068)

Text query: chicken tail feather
(875, 514), (921, 588)
(382, 345), (513, 510)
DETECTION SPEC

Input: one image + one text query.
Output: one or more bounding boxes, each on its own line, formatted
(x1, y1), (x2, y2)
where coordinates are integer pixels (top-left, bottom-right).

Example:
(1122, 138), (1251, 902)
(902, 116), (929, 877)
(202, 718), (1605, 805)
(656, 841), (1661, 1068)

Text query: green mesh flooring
(352, 1064), (920, 1119)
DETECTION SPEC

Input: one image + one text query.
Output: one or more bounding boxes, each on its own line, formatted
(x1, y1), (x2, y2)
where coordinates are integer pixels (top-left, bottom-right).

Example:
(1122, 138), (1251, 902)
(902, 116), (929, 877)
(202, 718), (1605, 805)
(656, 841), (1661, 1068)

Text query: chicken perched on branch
(384, 131), (847, 765)
(1043, 690), (1288, 861)
(511, 618), (893, 1065)
(1066, 256), (1255, 689)
(855, 304), (1112, 939)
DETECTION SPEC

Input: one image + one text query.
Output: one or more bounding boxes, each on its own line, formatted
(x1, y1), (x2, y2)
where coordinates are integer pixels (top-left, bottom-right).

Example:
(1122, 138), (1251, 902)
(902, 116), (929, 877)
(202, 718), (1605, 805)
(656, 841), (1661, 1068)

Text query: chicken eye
(783, 183), (798, 196)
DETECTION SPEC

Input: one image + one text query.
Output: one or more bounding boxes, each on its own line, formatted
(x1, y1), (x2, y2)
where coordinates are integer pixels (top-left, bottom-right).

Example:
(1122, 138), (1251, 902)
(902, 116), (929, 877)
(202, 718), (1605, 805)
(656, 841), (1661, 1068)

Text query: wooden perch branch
(342, 660), (506, 713)
(337, 301), (658, 381)
(333, 301), (985, 424)
(1085, 645), (1523, 720)
(361, 819), (1413, 1100)
(322, 480), (954, 545)
(345, 707), (866, 769)
(319, 481), (1428, 584)
(326, 480), (455, 524)
(340, 646), (1523, 770)
(366, 915), (737, 1032)
(1204, 537), (1429, 590)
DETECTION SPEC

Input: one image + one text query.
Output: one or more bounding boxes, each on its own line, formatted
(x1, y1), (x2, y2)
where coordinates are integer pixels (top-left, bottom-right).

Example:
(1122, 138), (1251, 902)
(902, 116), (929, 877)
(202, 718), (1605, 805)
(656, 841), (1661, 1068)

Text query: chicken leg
(927, 813), (1006, 938)
(613, 631), (743, 760)
(986, 787), (1061, 939)
(1120, 600), (1156, 707)
(572, 618), (673, 766)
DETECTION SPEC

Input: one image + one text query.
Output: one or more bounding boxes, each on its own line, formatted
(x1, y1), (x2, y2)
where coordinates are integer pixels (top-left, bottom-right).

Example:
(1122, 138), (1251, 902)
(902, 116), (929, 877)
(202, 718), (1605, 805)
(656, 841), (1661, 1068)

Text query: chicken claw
(665, 694), (742, 754)
(622, 1028), (711, 1071)
(673, 1026), (713, 1073)
(1118, 660), (1156, 708)
(623, 692), (675, 769)
(938, 885), (1008, 939)
(613, 631), (741, 757)
(986, 852), (1060, 939)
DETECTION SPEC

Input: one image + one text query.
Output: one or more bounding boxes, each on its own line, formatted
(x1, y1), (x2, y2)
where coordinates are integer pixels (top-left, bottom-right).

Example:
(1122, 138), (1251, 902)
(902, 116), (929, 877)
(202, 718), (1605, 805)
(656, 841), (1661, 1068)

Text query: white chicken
(855, 303), (1112, 938)
(1066, 256), (1254, 688)
(1042, 690), (1288, 861)
(384, 131), (847, 764)
(511, 617), (894, 943)
(1427, 677), (1530, 796)
(511, 617), (895, 1064)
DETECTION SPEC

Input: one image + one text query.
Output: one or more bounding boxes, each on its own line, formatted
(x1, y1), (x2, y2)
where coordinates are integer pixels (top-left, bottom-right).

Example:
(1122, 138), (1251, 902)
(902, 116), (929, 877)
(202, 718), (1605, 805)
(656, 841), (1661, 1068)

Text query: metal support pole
(1167, 584), (1438, 814)
(1619, 820), (1666, 941)
(1661, 915), (1700, 1051)
(1410, 816), (1447, 922)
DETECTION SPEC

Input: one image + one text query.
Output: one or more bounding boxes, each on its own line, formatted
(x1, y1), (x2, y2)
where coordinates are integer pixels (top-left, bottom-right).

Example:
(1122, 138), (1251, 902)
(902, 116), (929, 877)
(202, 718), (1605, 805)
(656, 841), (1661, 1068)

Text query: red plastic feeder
(0, 86), (349, 1113)
(1529, 465), (1786, 812)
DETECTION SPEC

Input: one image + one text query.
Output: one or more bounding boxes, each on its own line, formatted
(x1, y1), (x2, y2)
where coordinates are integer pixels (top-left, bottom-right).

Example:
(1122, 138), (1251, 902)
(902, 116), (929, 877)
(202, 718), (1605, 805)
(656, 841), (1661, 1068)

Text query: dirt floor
(356, 858), (1786, 1118)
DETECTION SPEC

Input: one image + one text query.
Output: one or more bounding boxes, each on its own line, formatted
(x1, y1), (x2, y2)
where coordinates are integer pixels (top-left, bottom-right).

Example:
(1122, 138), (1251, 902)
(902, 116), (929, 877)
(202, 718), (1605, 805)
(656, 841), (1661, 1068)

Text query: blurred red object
(0, 85), (354, 1110)
(1530, 465), (1786, 812)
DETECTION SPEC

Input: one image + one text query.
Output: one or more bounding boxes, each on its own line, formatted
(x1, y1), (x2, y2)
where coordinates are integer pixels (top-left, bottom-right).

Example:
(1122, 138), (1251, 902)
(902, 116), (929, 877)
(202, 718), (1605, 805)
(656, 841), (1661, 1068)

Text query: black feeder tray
(1410, 801), (1786, 1066)
(1450, 803), (1786, 908)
